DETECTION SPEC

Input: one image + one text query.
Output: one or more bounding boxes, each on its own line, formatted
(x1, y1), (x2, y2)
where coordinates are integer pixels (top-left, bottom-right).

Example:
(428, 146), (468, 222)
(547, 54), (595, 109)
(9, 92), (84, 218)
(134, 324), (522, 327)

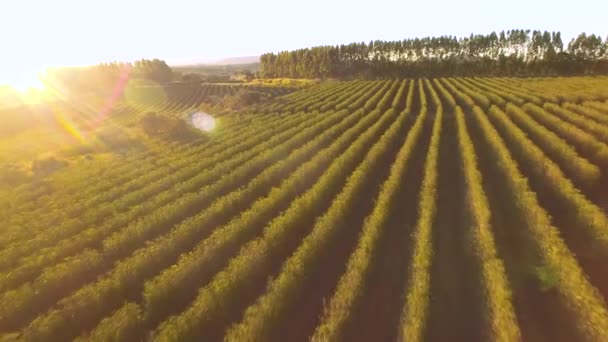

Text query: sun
(0, 66), (47, 93)
(10, 73), (46, 93)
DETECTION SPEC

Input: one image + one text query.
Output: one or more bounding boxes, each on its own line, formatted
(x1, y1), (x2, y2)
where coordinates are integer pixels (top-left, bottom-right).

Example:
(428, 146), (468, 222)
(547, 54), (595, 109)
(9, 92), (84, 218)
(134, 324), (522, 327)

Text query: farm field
(2, 76), (608, 341)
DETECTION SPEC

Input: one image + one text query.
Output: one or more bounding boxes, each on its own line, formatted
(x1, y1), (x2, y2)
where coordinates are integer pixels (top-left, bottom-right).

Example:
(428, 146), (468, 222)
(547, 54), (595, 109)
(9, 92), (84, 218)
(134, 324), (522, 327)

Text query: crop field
(2, 77), (608, 341)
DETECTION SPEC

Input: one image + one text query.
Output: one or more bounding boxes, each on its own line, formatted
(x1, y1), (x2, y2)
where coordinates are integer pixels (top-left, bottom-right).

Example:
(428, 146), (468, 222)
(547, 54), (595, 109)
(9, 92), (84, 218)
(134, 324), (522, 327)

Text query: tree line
(260, 30), (608, 79)
(44, 59), (174, 95)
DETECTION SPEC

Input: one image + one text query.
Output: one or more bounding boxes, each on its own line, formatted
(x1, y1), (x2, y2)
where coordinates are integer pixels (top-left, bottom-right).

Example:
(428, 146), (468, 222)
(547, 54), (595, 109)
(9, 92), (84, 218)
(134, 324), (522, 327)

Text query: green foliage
(523, 103), (608, 168)
(455, 104), (520, 340)
(313, 81), (420, 341)
(46, 58), (174, 97)
(139, 112), (198, 141)
(142, 100), (384, 327)
(3, 76), (608, 342)
(74, 303), (143, 342)
(18, 104), (372, 341)
(531, 265), (559, 292)
(472, 102), (608, 341)
(131, 59), (173, 85)
(504, 103), (600, 189)
(226, 95), (409, 341)
(399, 80), (441, 341)
(222, 89), (270, 110)
(154, 89), (401, 341)
(261, 30), (608, 79)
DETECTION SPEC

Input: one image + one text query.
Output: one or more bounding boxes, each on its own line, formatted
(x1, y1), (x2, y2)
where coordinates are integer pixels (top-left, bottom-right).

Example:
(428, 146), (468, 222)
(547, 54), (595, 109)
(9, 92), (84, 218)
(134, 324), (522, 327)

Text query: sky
(0, 0), (607, 86)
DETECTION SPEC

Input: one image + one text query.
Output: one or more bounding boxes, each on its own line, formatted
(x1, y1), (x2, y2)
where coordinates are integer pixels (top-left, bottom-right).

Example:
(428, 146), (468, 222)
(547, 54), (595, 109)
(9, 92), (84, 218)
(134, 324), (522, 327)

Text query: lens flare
(56, 113), (86, 143)
(191, 112), (216, 132)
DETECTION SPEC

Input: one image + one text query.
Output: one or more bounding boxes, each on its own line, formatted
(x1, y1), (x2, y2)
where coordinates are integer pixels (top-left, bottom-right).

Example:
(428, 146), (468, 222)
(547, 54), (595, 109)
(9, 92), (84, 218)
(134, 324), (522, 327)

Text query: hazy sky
(0, 0), (607, 85)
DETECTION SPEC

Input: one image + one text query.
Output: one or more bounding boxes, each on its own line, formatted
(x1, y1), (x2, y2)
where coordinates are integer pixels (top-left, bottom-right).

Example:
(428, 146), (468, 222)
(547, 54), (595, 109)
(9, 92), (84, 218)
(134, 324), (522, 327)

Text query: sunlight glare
(0, 66), (46, 93)
(191, 112), (216, 132)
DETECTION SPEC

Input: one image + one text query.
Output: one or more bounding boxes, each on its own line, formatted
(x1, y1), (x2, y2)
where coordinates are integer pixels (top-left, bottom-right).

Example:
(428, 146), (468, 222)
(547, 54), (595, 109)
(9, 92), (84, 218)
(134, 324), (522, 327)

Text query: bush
(222, 89), (270, 110)
(139, 112), (198, 141)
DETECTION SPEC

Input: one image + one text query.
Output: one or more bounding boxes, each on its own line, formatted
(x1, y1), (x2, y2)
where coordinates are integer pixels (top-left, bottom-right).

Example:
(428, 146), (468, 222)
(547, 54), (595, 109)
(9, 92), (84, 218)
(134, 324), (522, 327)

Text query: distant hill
(175, 56), (260, 66)
(212, 56), (260, 65)
(173, 62), (259, 78)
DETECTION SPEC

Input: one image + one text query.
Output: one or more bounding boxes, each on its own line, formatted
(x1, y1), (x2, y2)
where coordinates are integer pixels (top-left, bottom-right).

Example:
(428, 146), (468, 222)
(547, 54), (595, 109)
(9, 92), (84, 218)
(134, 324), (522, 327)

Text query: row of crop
(0, 105), (182, 221)
(0, 112), (293, 252)
(280, 80), (365, 114)
(275, 81), (348, 112)
(0, 113), (336, 332)
(439, 78), (479, 109)
(287, 82), (351, 113)
(271, 81), (327, 101)
(447, 74), (602, 189)
(481, 78), (544, 105)
(311, 80), (422, 341)
(314, 81), (371, 113)
(468, 78), (527, 106)
(446, 78), (492, 109)
(350, 80), (397, 114)
(398, 78), (441, 341)
(346, 81), (391, 111)
(74, 102), (393, 342)
(4, 107), (346, 335)
(484, 104), (608, 260)
(150, 105), (403, 341)
(453, 105), (521, 341)
(451, 78), (506, 108)
(522, 103), (608, 168)
(14, 81), (395, 339)
(448, 78), (608, 171)
(3, 140), (188, 240)
(372, 80), (403, 111)
(289, 80), (388, 118)
(0, 112), (312, 276)
(470, 103), (608, 341)
(0, 113), (315, 282)
(46, 111), (270, 204)
(334, 82), (384, 112)
(472, 80), (608, 152)
(449, 80), (608, 259)
(0, 109), (352, 328)
(163, 87), (197, 110)
(303, 82), (362, 112)
(140, 86), (403, 329)
(224, 86), (412, 341)
(543, 103), (608, 144)
(503, 103), (600, 189)
(1, 110), (287, 238)
(583, 101), (608, 115)
(433, 79), (521, 340)
(497, 77), (607, 104)
(495, 78), (558, 102)
(391, 79), (410, 111)
(563, 102), (608, 126)
(258, 81), (354, 114)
